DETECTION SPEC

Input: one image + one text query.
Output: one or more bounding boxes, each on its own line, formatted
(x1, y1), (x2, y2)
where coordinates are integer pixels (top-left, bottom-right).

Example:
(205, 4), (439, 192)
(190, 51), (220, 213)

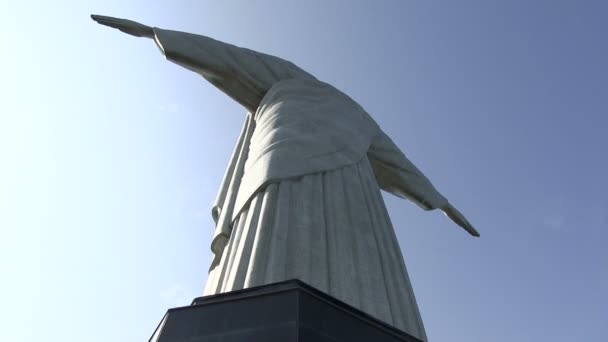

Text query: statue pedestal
(149, 279), (423, 342)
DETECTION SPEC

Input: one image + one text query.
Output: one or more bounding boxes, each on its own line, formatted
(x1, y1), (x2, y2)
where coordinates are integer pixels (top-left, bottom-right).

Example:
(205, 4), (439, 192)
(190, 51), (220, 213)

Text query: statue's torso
(233, 78), (381, 219)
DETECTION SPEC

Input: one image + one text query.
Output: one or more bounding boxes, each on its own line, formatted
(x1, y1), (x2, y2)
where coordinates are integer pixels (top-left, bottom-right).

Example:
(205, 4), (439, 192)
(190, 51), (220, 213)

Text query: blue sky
(1, 1), (606, 341)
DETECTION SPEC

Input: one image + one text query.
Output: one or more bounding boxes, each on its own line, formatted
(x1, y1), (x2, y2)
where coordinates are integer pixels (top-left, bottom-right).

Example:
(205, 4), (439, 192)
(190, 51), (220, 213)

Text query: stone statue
(92, 15), (479, 341)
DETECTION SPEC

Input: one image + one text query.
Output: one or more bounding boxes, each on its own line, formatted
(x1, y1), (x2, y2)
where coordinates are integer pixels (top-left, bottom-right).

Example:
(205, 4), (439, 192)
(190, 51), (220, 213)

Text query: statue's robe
(153, 28), (449, 341)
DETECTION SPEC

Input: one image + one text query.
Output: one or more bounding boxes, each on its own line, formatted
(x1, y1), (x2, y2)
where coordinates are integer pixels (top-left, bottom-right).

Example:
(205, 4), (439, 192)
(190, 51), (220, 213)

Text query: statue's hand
(441, 203), (480, 237)
(91, 14), (154, 39)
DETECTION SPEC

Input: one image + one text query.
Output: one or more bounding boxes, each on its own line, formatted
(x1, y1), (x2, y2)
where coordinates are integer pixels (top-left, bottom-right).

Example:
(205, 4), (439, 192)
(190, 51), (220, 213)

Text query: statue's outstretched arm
(91, 15), (315, 113)
(91, 15), (154, 38)
(368, 131), (479, 237)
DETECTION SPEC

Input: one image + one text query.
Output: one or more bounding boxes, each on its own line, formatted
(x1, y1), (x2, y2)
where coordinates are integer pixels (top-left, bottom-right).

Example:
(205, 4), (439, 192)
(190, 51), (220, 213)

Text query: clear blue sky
(1, 1), (606, 341)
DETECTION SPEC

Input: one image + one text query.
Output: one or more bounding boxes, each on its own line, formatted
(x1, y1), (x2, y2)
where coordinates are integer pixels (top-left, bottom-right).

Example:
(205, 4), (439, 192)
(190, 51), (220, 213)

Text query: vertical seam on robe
(218, 211), (248, 292)
(284, 180), (294, 280)
(210, 219), (235, 293)
(338, 166), (361, 308)
(370, 171), (410, 326)
(243, 185), (275, 287)
(367, 155), (427, 340)
(229, 193), (264, 289)
(264, 182), (290, 282)
(321, 171), (334, 294)
(378, 194), (427, 339)
(318, 172), (330, 292)
(357, 159), (395, 324)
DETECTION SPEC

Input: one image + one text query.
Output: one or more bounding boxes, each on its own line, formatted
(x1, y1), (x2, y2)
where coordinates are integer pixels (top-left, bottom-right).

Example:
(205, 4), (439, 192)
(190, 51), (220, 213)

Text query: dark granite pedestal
(149, 279), (423, 342)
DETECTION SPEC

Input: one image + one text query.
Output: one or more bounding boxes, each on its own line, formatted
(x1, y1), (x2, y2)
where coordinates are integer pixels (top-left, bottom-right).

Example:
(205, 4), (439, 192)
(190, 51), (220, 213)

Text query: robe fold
(153, 27), (450, 341)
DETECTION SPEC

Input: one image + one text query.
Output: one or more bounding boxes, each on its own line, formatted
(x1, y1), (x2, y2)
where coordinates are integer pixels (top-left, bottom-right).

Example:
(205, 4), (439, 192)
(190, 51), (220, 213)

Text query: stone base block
(150, 279), (423, 342)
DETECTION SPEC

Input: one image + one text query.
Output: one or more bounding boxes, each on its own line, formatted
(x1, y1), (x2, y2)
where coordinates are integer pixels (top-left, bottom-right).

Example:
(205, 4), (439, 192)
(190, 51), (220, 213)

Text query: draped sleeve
(152, 28), (316, 112)
(368, 131), (448, 210)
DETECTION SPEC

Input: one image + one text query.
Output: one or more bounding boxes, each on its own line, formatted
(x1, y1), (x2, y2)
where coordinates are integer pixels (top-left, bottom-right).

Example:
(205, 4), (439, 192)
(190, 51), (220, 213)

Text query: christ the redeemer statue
(92, 15), (479, 341)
